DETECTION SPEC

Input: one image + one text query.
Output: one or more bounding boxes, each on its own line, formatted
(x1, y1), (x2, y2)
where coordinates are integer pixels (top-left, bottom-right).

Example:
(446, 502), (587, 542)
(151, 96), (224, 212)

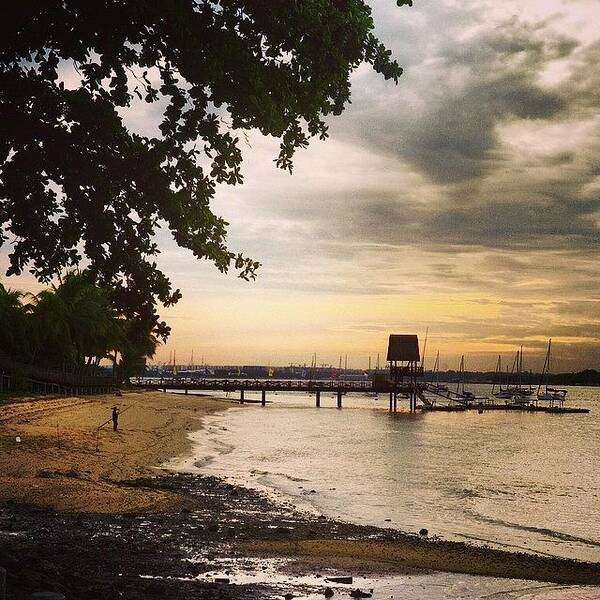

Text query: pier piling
(316, 390), (321, 408)
(261, 389), (266, 406)
(240, 389), (245, 403)
(337, 389), (343, 409)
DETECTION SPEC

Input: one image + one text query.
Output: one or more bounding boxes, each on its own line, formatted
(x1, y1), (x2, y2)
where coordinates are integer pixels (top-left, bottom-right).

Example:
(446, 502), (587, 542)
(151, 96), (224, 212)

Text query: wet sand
(0, 391), (599, 598)
(247, 538), (600, 586)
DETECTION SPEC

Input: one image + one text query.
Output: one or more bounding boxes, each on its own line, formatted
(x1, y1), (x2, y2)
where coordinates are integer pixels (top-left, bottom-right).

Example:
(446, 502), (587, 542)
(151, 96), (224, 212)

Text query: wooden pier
(132, 376), (590, 413)
(132, 334), (590, 414)
(132, 376), (417, 409)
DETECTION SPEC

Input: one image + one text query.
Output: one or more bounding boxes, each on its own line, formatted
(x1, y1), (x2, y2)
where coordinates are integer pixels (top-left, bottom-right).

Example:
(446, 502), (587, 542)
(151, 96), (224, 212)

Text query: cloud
(3, 0), (599, 368)
(336, 15), (579, 184)
(115, 2), (600, 367)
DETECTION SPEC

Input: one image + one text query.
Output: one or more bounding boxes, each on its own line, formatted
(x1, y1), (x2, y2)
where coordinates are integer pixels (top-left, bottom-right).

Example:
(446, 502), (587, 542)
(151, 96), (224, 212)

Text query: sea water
(183, 384), (600, 563)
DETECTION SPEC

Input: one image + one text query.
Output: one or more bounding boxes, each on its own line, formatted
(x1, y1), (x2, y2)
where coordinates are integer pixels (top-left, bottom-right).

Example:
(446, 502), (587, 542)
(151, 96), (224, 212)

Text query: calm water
(182, 385), (600, 562)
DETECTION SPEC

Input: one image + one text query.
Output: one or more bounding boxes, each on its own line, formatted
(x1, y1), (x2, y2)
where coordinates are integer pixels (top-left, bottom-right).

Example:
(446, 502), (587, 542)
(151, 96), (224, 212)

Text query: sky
(3, 0), (600, 371)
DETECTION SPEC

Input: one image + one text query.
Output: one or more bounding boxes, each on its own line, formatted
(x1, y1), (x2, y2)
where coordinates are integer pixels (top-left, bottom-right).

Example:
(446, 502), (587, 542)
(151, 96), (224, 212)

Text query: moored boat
(537, 340), (568, 406)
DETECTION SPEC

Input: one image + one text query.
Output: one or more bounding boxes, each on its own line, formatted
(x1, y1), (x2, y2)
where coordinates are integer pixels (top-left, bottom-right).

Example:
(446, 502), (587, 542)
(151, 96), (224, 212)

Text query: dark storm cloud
(221, 5), (600, 268)
(339, 17), (578, 184)
(554, 300), (600, 320)
(293, 179), (599, 254)
(562, 39), (600, 113)
(423, 199), (600, 250)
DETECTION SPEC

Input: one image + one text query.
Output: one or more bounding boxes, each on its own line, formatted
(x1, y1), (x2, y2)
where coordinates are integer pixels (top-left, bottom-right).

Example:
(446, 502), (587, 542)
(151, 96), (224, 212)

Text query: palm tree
(0, 283), (32, 361)
(29, 271), (123, 370)
(30, 286), (74, 369)
(3, 271), (159, 380)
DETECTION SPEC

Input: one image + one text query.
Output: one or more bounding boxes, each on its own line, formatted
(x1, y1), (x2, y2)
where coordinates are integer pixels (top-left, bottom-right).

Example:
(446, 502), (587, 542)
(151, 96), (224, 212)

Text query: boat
(454, 356), (486, 403)
(510, 394), (533, 406)
(492, 355), (513, 399)
(538, 387), (567, 402)
(537, 339), (568, 405)
(495, 347), (534, 402)
(430, 351), (448, 392)
(512, 346), (534, 396)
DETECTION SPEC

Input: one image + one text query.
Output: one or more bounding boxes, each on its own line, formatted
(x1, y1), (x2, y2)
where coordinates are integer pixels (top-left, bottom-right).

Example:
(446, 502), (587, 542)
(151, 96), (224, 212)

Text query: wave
(467, 510), (600, 548)
(251, 469), (309, 483)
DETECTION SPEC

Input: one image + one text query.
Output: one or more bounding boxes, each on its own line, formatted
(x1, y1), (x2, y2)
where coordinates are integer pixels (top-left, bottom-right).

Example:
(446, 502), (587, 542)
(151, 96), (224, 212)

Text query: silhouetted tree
(0, 1), (406, 342)
(30, 272), (123, 369)
(0, 284), (32, 360)
(1, 273), (155, 377)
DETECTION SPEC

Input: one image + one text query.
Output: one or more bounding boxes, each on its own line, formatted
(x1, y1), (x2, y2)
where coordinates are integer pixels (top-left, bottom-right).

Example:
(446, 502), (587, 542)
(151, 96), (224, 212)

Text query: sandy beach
(0, 390), (229, 513)
(1, 391), (599, 598)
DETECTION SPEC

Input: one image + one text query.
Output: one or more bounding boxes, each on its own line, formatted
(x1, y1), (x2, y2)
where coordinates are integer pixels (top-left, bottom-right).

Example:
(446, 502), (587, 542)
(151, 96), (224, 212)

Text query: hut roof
(387, 334), (420, 362)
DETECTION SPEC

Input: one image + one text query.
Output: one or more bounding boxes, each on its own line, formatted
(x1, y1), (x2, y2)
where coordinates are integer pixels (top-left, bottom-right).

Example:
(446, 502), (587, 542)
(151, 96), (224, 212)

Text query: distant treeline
(0, 272), (157, 379)
(430, 370), (600, 387)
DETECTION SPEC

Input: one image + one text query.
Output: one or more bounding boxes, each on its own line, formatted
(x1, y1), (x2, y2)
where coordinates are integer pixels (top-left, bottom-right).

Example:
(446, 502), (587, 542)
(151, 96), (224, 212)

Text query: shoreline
(1, 391), (599, 597)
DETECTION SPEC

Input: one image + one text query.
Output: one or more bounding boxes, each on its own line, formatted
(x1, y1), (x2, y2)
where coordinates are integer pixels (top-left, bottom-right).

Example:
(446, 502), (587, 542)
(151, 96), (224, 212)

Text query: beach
(1, 391), (599, 599)
(0, 390), (228, 513)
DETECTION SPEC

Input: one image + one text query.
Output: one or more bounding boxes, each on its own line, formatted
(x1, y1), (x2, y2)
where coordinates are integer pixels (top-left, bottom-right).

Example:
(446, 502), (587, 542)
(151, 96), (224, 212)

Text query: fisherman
(111, 406), (120, 431)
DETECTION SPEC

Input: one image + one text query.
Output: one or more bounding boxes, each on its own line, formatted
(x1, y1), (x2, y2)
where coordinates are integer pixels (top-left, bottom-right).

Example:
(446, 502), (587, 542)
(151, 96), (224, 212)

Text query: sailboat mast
(421, 326), (429, 370)
(517, 345), (523, 389)
(509, 351), (518, 391)
(456, 355), (465, 396)
(492, 354), (501, 394)
(547, 339), (552, 390)
(537, 339), (552, 395)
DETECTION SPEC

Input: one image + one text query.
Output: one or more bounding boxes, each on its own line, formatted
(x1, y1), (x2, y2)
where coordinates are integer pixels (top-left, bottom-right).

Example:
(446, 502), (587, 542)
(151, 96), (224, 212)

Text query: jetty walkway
(132, 376), (415, 408)
(132, 377), (590, 413)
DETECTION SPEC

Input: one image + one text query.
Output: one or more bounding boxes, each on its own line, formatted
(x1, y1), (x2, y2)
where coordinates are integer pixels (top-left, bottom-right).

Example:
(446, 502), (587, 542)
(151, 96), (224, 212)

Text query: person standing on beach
(112, 406), (120, 432)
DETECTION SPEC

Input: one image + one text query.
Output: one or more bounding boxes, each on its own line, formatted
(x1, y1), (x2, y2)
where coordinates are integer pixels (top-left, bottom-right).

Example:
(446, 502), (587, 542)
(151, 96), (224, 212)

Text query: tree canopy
(0, 272), (157, 377)
(0, 1), (405, 341)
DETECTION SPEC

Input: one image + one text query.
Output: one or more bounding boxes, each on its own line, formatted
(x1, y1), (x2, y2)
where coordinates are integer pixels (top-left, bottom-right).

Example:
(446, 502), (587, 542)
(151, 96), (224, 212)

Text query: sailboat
(512, 345), (534, 397)
(492, 355), (513, 399)
(537, 339), (568, 405)
(430, 351), (448, 392)
(454, 355), (477, 403)
(365, 355), (378, 398)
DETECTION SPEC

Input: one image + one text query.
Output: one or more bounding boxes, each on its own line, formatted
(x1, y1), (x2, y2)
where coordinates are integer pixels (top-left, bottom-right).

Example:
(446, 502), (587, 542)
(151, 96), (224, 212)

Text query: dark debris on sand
(0, 474), (385, 599)
(1, 473), (599, 599)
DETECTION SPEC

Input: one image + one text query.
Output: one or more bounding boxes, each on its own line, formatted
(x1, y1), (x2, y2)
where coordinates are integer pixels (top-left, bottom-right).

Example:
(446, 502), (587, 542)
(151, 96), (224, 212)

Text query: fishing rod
(96, 404), (134, 430)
